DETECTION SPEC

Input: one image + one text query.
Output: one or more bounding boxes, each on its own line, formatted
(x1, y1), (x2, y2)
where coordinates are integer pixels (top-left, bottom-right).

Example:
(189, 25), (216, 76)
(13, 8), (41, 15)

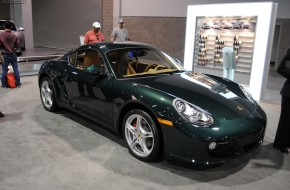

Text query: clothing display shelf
(194, 33), (255, 74)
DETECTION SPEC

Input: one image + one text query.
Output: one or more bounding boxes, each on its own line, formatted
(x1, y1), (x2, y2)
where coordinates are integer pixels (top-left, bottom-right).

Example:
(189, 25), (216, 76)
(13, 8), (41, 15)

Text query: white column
(10, 0), (34, 49)
(113, 0), (121, 29)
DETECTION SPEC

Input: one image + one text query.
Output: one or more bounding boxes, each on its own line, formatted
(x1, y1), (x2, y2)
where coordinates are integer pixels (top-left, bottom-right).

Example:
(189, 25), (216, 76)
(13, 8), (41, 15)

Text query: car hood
(130, 72), (256, 120)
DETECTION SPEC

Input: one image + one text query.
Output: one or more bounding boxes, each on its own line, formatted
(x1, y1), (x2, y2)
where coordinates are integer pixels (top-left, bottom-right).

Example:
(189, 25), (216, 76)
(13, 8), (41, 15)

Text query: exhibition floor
(0, 48), (289, 189)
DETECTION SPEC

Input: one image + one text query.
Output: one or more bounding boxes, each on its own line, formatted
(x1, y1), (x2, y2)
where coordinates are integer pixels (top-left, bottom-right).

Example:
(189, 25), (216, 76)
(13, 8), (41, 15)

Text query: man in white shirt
(110, 18), (130, 43)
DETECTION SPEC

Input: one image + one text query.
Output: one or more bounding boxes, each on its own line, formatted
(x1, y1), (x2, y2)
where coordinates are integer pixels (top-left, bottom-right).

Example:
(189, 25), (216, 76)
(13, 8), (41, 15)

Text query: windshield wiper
(124, 73), (159, 78)
(123, 70), (186, 79)
(157, 70), (186, 75)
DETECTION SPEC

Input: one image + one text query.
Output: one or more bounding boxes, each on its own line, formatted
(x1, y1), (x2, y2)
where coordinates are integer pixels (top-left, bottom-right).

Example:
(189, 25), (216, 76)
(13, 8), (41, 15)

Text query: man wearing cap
(84, 22), (105, 44)
(110, 18), (130, 43)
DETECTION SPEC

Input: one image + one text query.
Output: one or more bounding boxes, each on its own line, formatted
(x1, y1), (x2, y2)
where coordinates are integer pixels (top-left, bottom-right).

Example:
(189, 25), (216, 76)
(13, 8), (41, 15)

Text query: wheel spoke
(47, 86), (52, 94)
(141, 130), (153, 139)
(129, 138), (138, 149)
(138, 139), (150, 155)
(136, 115), (142, 131)
(41, 87), (46, 94)
(47, 97), (52, 106)
(126, 122), (137, 135)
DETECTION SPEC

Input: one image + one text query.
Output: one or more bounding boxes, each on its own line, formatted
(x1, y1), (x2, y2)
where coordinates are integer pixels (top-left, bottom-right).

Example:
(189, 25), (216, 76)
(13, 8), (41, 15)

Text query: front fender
(38, 60), (70, 106)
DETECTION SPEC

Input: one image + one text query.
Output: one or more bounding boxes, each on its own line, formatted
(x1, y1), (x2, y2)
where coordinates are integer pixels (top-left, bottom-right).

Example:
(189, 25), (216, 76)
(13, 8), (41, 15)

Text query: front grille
(243, 140), (260, 152)
(208, 126), (265, 158)
(209, 145), (236, 158)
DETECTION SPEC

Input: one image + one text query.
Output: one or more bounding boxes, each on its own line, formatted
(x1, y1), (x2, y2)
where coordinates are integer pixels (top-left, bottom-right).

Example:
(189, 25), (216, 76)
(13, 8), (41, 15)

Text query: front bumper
(161, 106), (267, 165)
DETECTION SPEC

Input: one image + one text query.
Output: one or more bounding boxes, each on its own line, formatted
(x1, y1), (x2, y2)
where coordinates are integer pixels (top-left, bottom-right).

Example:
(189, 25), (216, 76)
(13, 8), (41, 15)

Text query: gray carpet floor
(0, 73), (289, 190)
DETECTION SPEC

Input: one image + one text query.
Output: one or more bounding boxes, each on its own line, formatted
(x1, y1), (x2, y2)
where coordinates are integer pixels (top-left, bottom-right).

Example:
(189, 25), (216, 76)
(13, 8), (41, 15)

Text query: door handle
(65, 76), (72, 82)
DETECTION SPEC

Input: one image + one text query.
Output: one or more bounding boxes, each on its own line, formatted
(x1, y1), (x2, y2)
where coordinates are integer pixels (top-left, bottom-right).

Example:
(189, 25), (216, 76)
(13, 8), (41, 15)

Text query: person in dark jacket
(273, 48), (290, 154)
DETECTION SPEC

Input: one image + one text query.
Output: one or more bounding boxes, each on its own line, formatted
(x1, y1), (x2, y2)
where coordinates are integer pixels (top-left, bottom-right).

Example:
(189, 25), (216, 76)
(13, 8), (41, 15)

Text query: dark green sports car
(38, 42), (267, 165)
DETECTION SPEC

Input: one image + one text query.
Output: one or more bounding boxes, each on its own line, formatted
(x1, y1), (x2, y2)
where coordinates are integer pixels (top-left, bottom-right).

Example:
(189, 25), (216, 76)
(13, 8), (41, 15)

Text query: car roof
(0, 20), (16, 31)
(79, 41), (156, 52)
(0, 19), (15, 23)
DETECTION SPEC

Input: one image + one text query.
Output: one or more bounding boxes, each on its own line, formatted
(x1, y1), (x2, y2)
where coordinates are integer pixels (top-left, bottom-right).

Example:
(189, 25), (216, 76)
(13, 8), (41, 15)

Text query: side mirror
(17, 27), (25, 32)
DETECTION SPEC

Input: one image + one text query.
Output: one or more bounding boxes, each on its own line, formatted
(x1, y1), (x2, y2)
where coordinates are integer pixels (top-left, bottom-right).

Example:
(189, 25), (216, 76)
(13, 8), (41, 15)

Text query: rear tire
(122, 109), (161, 162)
(40, 77), (58, 112)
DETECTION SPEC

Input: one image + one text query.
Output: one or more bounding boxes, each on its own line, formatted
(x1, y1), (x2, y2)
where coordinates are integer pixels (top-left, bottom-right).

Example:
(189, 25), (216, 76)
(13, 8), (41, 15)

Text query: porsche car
(38, 42), (267, 165)
(211, 23), (222, 29)
(201, 23), (211, 29)
(0, 20), (25, 55)
(232, 22), (242, 29)
(222, 22), (233, 29)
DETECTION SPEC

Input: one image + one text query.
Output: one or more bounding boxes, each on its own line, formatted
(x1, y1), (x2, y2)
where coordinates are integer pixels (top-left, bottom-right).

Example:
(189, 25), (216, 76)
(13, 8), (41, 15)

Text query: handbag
(7, 67), (16, 88)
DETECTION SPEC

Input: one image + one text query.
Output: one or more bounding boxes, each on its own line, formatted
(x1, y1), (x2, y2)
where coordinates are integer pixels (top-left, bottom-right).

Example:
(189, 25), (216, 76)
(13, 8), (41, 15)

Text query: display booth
(184, 2), (278, 101)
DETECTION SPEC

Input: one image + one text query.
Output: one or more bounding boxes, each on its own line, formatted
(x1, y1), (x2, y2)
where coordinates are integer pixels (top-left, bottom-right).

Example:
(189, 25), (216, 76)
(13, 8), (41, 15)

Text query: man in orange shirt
(84, 22), (105, 44)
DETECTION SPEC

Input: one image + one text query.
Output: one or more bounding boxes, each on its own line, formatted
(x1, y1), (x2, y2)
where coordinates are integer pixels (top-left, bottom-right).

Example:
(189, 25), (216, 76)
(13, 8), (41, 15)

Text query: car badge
(237, 106), (244, 111)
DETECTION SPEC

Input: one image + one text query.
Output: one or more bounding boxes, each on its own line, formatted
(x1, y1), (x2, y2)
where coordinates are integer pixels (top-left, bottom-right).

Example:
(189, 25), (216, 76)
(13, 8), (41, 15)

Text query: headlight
(239, 85), (257, 105)
(173, 98), (213, 127)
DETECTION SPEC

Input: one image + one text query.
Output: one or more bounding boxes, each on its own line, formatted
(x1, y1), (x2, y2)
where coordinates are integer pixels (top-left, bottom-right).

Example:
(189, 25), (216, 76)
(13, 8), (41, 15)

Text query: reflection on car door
(63, 49), (113, 127)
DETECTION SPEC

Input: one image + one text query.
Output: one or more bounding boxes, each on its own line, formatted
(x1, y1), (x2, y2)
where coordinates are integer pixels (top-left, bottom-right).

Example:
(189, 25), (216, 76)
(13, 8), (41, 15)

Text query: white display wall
(184, 2), (278, 101)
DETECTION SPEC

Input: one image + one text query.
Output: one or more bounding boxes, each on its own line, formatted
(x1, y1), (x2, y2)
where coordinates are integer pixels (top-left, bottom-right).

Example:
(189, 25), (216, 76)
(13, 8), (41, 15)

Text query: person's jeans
(1, 53), (21, 87)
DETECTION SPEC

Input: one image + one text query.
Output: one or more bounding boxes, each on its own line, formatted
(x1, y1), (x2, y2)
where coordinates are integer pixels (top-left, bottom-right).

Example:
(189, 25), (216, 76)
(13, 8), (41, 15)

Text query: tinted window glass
(107, 48), (184, 78)
(69, 49), (105, 71)
(0, 21), (17, 31)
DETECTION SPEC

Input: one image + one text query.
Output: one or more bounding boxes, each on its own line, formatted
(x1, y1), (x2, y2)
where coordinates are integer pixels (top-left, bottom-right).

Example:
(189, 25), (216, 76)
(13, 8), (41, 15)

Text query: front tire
(40, 77), (58, 112)
(122, 109), (161, 162)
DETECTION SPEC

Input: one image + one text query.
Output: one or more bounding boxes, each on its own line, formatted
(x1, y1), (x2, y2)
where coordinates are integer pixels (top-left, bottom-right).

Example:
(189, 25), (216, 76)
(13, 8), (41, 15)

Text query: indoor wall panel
(32, 0), (102, 49)
(0, 2), (10, 19)
(123, 16), (186, 61)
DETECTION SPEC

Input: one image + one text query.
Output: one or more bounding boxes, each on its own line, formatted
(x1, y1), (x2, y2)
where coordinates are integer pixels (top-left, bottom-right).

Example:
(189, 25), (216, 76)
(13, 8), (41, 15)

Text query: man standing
(84, 22), (105, 44)
(273, 48), (290, 154)
(0, 21), (21, 88)
(110, 18), (130, 43)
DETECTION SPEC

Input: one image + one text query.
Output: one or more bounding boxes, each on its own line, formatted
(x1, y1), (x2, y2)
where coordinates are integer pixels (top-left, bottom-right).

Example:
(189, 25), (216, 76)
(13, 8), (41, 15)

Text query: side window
(76, 51), (86, 69)
(107, 51), (129, 78)
(68, 52), (77, 67)
(69, 49), (105, 71)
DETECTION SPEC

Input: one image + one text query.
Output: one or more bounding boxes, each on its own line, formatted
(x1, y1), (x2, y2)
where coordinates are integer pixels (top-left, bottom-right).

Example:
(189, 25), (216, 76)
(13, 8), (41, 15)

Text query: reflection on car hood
(131, 72), (255, 120)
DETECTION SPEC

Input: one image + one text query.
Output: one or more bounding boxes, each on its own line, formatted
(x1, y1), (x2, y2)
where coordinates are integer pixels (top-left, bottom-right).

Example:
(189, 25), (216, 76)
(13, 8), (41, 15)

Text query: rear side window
(68, 49), (105, 71)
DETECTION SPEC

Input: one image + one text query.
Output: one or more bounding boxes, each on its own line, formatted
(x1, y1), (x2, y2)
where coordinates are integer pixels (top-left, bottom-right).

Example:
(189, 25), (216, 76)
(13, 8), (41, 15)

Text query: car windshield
(107, 47), (184, 78)
(0, 21), (17, 31)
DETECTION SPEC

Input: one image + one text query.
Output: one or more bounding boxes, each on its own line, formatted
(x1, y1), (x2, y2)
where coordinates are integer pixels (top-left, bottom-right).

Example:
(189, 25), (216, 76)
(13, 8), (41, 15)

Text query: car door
(63, 48), (114, 127)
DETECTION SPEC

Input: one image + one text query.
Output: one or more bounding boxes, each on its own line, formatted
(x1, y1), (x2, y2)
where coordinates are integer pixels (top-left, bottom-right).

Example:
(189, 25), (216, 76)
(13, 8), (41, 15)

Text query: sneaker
(0, 112), (4, 117)
(17, 85), (21, 88)
(1, 86), (7, 88)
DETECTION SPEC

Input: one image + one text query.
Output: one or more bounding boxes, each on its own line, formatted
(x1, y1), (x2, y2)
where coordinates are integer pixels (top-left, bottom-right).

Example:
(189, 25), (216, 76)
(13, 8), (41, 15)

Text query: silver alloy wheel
(124, 114), (154, 158)
(41, 80), (53, 109)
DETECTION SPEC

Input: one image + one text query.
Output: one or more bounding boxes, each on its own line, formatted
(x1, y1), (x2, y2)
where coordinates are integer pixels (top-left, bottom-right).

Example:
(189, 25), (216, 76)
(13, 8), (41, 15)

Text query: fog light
(209, 142), (217, 150)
